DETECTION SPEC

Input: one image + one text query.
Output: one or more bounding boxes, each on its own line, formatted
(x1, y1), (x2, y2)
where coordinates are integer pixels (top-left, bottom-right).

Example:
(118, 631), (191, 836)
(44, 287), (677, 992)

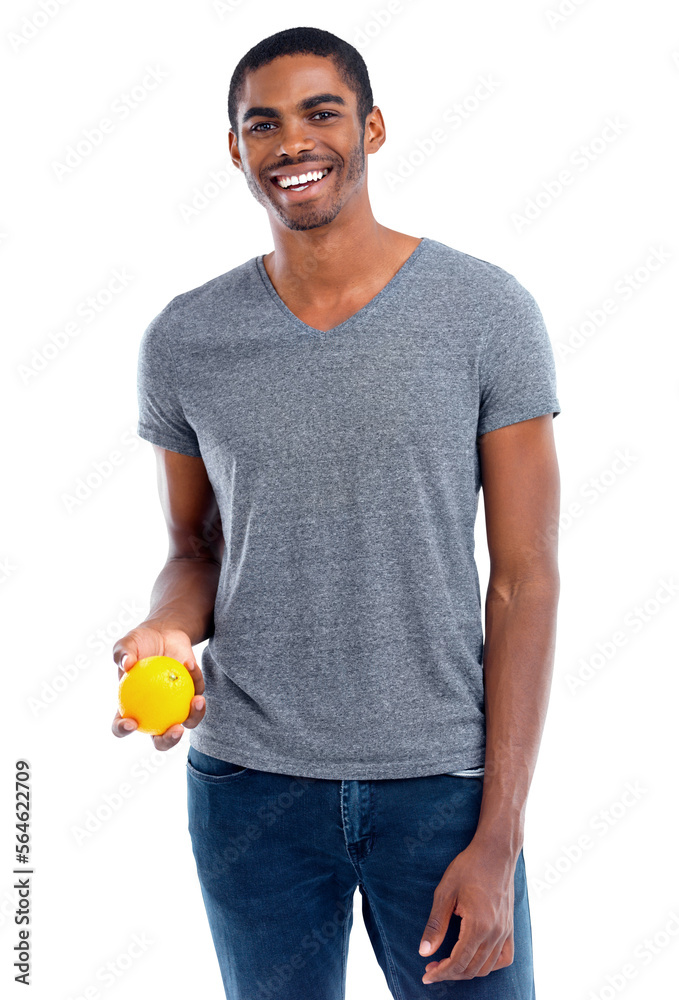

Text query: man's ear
(365, 105), (386, 155)
(228, 129), (243, 172)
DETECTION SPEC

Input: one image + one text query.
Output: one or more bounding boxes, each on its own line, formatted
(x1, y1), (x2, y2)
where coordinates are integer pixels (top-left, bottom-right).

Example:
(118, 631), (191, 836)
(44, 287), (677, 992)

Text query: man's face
(229, 53), (372, 232)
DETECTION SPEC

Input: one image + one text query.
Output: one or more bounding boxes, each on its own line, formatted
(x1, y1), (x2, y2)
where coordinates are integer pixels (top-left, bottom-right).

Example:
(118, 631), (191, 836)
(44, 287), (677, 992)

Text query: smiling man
(112, 25), (561, 1000)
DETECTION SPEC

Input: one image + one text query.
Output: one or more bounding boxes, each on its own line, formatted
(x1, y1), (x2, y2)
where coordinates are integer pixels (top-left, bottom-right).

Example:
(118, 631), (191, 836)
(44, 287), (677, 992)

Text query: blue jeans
(186, 746), (536, 1000)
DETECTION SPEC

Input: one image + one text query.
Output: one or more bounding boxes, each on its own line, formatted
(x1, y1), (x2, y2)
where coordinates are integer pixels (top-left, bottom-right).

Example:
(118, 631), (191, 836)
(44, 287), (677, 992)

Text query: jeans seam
(340, 784), (367, 884)
(366, 893), (406, 1000)
(340, 895), (352, 1000)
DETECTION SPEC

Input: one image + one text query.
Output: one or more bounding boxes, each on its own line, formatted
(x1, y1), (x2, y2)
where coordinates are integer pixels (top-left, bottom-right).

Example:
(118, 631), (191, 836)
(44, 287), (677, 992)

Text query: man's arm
(419, 413), (560, 982)
(142, 444), (225, 645)
(474, 412), (560, 858)
(111, 444), (224, 751)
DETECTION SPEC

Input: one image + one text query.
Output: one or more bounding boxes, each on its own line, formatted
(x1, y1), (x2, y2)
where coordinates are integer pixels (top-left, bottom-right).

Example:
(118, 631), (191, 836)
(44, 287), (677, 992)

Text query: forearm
(473, 574), (559, 861)
(144, 555), (222, 647)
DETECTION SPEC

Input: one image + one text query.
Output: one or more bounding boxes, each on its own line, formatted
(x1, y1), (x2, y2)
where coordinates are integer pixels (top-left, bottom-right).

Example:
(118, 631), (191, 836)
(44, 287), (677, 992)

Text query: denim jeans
(187, 745), (536, 1000)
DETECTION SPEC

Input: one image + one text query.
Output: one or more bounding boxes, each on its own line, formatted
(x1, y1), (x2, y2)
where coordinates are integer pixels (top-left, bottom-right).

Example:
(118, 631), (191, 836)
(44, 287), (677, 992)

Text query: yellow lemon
(118, 656), (195, 736)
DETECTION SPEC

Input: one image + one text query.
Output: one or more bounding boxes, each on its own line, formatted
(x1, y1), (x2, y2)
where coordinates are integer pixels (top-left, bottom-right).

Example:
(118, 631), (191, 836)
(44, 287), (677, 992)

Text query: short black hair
(228, 26), (374, 138)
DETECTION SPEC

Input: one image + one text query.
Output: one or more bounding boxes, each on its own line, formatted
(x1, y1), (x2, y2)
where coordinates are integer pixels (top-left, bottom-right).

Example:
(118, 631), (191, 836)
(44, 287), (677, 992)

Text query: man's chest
(178, 319), (481, 467)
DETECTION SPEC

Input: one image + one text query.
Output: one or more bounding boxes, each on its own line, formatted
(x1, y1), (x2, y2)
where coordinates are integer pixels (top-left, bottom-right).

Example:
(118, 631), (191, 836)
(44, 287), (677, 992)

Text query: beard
(243, 135), (366, 232)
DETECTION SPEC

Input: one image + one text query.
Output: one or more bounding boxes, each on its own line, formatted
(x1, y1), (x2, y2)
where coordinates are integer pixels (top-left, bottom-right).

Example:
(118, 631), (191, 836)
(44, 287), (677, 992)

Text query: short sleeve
(136, 304), (202, 457)
(477, 276), (561, 438)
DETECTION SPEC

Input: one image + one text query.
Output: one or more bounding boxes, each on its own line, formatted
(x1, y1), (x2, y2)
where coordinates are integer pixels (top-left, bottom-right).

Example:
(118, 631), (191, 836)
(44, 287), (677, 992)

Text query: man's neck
(262, 219), (417, 308)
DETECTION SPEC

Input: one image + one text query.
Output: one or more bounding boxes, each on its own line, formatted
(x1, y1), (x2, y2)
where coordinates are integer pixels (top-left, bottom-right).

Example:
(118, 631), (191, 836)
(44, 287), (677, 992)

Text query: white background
(3, 1), (679, 998)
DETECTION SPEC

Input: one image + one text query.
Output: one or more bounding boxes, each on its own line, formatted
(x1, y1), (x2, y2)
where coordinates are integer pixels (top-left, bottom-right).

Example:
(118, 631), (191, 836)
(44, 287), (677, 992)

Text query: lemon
(118, 656), (195, 736)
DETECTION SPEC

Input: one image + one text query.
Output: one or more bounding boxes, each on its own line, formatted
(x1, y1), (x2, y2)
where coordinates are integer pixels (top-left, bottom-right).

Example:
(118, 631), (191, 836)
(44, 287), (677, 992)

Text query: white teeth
(275, 168), (330, 189)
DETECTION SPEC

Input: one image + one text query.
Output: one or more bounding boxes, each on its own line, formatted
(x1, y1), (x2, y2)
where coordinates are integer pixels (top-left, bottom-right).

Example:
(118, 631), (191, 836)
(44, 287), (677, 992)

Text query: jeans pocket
(187, 745), (250, 782)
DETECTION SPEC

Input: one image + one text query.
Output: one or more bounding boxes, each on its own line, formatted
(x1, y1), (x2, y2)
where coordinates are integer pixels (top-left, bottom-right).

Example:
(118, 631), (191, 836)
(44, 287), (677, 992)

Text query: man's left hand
(418, 836), (517, 983)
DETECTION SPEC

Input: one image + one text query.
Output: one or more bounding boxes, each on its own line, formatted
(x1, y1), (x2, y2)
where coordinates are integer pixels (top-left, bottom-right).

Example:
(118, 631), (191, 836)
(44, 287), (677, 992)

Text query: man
(112, 25), (561, 999)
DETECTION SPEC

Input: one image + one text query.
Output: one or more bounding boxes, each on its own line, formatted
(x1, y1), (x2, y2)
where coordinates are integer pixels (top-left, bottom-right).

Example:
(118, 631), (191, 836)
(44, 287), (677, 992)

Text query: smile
(272, 167), (332, 192)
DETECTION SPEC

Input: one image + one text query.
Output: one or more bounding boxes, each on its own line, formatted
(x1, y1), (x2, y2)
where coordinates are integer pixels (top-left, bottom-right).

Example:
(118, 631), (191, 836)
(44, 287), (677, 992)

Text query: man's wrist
(142, 616), (197, 643)
(473, 781), (527, 861)
(472, 817), (524, 862)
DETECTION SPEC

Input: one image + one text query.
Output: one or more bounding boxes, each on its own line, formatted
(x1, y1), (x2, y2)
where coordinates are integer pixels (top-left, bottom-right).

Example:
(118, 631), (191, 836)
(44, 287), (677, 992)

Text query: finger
(454, 939), (497, 980)
(424, 960), (441, 973)
(181, 694), (206, 730)
(182, 658), (205, 696)
(423, 949), (483, 983)
(152, 724), (185, 752)
(424, 917), (481, 982)
(111, 710), (138, 738)
(475, 939), (506, 978)
(444, 917), (483, 977)
(492, 934), (514, 970)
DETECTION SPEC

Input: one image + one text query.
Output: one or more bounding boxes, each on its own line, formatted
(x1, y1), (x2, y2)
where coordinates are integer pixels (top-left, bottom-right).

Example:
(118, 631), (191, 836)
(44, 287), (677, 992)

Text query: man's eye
(251, 111), (336, 132)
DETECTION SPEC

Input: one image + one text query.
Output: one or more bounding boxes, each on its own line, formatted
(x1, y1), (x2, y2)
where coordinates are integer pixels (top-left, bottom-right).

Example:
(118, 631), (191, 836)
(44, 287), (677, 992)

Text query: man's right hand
(111, 623), (206, 752)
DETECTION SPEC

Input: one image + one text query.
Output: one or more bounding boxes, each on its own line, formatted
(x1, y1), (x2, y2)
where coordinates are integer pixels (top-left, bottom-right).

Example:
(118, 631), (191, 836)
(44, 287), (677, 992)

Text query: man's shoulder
(424, 237), (517, 291)
(424, 238), (540, 318)
(160, 254), (259, 322)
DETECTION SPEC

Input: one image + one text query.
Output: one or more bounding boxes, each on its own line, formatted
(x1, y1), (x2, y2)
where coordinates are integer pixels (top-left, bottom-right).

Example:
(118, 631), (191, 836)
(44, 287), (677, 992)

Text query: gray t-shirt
(136, 236), (561, 780)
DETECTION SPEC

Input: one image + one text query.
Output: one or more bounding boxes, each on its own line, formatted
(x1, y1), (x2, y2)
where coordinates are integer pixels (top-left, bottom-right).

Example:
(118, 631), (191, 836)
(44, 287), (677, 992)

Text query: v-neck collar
(254, 236), (428, 335)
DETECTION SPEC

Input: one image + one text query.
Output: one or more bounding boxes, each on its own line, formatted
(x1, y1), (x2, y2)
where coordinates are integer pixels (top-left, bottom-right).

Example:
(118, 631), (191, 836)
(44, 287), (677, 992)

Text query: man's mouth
(271, 166), (332, 193)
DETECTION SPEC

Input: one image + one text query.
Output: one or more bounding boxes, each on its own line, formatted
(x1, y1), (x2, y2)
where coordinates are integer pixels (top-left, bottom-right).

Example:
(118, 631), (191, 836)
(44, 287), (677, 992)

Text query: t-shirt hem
(137, 423), (202, 458)
(477, 401), (561, 438)
(188, 732), (486, 780)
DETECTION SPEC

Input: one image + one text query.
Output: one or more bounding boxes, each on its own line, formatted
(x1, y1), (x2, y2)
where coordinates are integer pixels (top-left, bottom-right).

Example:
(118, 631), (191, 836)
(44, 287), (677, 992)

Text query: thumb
(419, 897), (454, 957)
(113, 636), (143, 679)
(115, 647), (137, 677)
